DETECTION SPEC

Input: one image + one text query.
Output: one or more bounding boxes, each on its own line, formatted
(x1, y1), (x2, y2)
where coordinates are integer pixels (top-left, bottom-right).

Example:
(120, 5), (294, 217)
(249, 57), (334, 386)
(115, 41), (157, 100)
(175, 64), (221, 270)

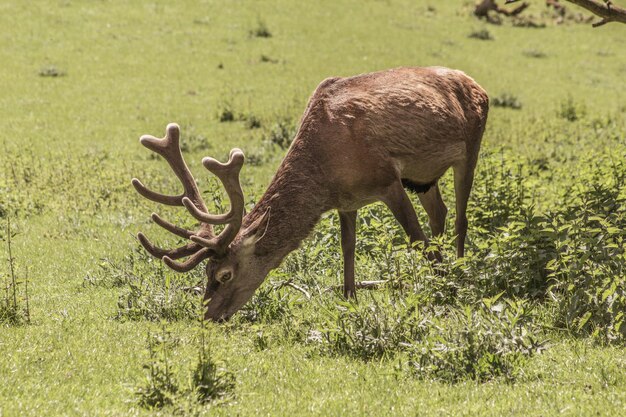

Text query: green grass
(1, 0), (626, 415)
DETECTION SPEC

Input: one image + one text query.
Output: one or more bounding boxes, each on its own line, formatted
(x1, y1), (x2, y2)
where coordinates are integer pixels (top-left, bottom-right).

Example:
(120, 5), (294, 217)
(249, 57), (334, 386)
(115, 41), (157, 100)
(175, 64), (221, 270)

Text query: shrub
(406, 298), (545, 383)
(544, 163), (626, 342)
(470, 153), (528, 233)
(315, 293), (430, 360)
(313, 292), (543, 382)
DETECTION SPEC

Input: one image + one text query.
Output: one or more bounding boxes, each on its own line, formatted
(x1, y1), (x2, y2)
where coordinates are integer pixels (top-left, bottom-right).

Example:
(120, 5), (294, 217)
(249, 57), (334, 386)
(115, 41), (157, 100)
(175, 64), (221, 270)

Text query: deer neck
(242, 140), (331, 268)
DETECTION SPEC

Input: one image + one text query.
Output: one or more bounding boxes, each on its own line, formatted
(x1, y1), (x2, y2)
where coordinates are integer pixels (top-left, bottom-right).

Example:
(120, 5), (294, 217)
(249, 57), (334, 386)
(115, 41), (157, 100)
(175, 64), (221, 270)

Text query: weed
(244, 114), (262, 129)
(315, 293), (430, 360)
(178, 126), (213, 152)
(558, 96), (586, 121)
(218, 102), (235, 122)
(136, 325), (180, 409)
(523, 49), (547, 58)
(544, 163), (626, 342)
(136, 321), (235, 410)
(468, 29), (493, 40)
(0, 218), (30, 326)
(260, 54), (278, 64)
(38, 65), (65, 77)
(314, 292), (543, 382)
(111, 247), (202, 321)
(192, 323), (235, 404)
(264, 118), (297, 150)
(237, 283), (295, 324)
(406, 299), (545, 383)
(492, 93), (523, 110)
(470, 152), (528, 232)
(250, 19), (272, 38)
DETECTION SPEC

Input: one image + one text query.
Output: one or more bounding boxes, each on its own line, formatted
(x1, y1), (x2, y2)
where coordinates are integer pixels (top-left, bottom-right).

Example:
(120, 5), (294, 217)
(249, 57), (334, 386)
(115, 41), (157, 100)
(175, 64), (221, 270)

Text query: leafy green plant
(260, 54), (278, 64)
(237, 283), (296, 324)
(469, 152), (528, 233)
(314, 293), (431, 360)
(314, 292), (543, 382)
(178, 125), (213, 152)
(406, 298), (545, 383)
(136, 321), (235, 411)
(192, 323), (235, 404)
(136, 325), (180, 409)
(544, 164), (626, 342)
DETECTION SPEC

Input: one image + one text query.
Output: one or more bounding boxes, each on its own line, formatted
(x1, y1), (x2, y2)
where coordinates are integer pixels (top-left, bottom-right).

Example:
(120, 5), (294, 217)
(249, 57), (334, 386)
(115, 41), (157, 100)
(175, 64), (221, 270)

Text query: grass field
(1, 0), (625, 416)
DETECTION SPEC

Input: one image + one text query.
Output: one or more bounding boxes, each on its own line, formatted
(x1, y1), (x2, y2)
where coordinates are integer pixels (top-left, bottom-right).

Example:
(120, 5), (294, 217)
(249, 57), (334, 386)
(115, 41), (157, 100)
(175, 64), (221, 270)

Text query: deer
(132, 66), (489, 321)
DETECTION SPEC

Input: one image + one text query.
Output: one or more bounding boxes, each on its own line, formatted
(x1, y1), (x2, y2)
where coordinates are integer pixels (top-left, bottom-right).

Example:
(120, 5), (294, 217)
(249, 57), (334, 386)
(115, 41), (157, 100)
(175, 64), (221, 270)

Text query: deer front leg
(339, 210), (357, 299)
(382, 181), (441, 262)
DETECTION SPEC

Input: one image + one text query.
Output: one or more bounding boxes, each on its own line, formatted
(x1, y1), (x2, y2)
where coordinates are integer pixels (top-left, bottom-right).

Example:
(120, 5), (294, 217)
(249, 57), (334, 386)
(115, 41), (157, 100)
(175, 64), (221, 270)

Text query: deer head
(132, 123), (271, 321)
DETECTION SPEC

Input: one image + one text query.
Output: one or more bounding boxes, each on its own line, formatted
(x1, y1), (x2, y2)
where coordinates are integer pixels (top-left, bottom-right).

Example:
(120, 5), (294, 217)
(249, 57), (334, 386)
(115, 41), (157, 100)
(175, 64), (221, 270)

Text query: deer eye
(216, 269), (233, 283)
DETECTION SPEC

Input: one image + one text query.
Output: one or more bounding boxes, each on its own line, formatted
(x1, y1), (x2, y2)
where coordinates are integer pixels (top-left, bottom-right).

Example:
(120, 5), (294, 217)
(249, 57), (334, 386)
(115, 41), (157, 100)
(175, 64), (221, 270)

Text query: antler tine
(182, 149), (245, 224)
(150, 213), (194, 239)
(180, 148), (246, 253)
(132, 123), (208, 211)
(163, 248), (212, 273)
(133, 123), (218, 274)
(137, 232), (202, 259)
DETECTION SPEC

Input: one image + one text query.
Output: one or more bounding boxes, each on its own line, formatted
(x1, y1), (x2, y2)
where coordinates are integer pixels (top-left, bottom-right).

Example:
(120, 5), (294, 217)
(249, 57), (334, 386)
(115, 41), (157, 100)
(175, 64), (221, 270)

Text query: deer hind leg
(382, 181), (440, 261)
(339, 210), (357, 299)
(452, 157), (478, 258)
(417, 183), (448, 237)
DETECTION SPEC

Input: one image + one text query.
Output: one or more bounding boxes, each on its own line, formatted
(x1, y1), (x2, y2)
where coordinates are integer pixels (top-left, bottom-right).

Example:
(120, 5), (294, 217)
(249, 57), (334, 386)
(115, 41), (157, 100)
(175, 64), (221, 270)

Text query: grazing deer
(132, 67), (489, 321)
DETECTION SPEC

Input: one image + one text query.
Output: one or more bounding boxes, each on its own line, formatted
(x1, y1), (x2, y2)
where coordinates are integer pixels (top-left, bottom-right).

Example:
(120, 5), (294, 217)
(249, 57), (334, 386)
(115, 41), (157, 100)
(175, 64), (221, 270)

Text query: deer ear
(243, 208), (271, 246)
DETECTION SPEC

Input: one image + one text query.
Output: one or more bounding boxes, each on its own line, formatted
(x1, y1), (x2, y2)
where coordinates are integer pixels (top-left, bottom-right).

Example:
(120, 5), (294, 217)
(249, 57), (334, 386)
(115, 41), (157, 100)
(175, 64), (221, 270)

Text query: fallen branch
(506, 0), (626, 26)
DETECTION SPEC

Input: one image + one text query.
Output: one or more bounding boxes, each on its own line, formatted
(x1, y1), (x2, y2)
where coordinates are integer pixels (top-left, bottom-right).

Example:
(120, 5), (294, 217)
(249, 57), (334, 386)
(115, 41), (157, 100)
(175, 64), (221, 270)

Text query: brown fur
(136, 67), (489, 321)
(201, 67), (489, 319)
(242, 66), (488, 262)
